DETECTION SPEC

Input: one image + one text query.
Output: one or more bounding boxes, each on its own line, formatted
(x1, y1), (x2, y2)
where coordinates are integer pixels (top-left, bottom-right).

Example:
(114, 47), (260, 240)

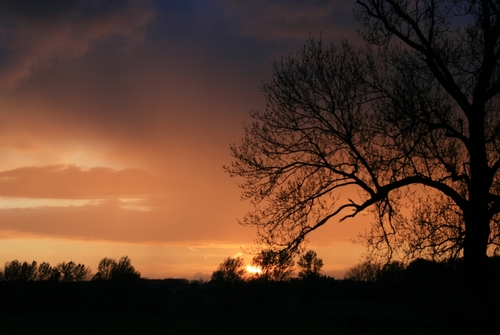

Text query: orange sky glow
(0, 0), (369, 280)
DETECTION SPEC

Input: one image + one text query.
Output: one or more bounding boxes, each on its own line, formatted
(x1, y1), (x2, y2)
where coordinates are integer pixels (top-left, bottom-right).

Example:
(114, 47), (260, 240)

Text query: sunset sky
(0, 0), (370, 279)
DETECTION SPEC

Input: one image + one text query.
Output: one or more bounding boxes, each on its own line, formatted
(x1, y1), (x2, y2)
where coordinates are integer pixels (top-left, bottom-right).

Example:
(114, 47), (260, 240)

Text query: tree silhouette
(111, 256), (141, 281)
(36, 262), (60, 281)
(226, 1), (500, 290)
(344, 261), (381, 282)
(36, 262), (52, 281)
(3, 260), (38, 282)
(92, 256), (140, 281)
(93, 257), (115, 280)
(1, 260), (77, 282)
(211, 256), (246, 284)
(55, 261), (92, 282)
(251, 249), (294, 281)
(297, 250), (323, 279)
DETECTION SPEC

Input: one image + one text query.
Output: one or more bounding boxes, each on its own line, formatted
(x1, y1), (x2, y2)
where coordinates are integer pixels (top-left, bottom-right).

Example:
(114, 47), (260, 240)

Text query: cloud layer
(0, 0), (155, 87)
(195, 0), (358, 42)
(0, 165), (167, 198)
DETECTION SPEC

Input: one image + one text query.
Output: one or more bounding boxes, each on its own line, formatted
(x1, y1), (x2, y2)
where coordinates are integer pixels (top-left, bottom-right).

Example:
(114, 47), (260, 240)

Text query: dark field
(0, 278), (497, 335)
(0, 301), (490, 335)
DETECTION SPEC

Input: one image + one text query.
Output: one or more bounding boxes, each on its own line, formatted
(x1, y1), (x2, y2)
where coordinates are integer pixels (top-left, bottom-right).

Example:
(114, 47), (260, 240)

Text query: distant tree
(111, 256), (141, 281)
(297, 250), (324, 279)
(251, 250), (294, 281)
(21, 261), (38, 281)
(344, 261), (381, 282)
(211, 256), (246, 284)
(36, 262), (52, 281)
(36, 262), (60, 281)
(92, 256), (140, 282)
(3, 260), (38, 282)
(94, 257), (115, 280)
(56, 261), (92, 282)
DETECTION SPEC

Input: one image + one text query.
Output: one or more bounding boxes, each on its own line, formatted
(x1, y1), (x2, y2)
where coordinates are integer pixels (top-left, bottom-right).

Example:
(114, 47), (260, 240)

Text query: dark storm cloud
(0, 0), (156, 87)
(0, 0), (77, 18)
(194, 0), (358, 42)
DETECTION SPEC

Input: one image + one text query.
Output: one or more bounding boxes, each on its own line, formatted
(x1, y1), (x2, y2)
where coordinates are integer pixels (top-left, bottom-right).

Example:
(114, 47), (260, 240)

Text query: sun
(245, 265), (262, 275)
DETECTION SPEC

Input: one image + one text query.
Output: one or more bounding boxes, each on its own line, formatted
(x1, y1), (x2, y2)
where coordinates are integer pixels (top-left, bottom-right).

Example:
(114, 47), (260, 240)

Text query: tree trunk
(463, 209), (491, 324)
(462, 106), (493, 324)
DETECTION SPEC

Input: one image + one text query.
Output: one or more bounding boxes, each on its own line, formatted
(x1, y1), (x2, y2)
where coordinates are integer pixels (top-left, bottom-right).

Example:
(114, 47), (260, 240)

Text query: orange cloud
(0, 165), (168, 198)
(0, 196), (254, 244)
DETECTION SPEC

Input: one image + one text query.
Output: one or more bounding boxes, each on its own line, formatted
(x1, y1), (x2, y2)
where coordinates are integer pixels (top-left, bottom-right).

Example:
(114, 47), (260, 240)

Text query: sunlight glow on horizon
(246, 265), (262, 275)
(0, 233), (358, 279)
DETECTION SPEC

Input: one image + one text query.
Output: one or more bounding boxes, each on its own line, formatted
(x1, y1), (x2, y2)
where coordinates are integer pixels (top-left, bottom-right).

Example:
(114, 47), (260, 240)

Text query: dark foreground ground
(0, 303), (486, 335)
(0, 277), (497, 335)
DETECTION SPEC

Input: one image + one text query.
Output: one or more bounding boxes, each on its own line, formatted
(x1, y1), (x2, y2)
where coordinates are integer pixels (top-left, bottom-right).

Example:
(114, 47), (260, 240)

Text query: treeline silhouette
(0, 256), (139, 282)
(1, 254), (499, 328)
(0, 256), (143, 315)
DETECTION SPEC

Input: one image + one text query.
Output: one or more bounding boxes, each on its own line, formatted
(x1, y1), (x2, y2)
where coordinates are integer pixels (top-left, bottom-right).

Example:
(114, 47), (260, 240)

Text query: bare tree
(226, 2), (500, 317)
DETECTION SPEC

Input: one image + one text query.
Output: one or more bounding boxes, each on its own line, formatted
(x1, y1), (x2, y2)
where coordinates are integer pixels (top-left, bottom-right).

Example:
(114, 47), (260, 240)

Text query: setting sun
(245, 265), (262, 275)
